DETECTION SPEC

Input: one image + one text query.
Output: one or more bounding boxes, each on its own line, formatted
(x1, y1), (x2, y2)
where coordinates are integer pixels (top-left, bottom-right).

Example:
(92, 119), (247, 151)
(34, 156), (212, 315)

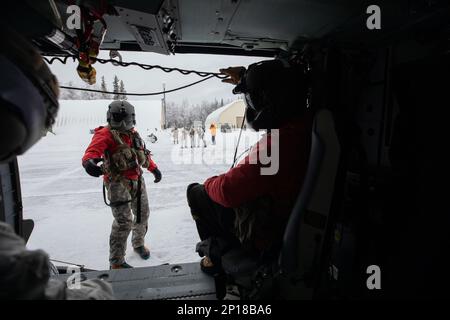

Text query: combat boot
(110, 261), (133, 269)
(134, 246), (150, 260)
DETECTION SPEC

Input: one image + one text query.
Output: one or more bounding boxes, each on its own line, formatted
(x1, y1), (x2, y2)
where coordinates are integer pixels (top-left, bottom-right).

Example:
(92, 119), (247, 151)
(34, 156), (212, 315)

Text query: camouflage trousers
(106, 176), (150, 264)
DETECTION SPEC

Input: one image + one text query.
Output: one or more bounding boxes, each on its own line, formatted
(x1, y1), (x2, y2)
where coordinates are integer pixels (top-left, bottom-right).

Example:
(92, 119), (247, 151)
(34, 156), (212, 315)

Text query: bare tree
(165, 99), (225, 128)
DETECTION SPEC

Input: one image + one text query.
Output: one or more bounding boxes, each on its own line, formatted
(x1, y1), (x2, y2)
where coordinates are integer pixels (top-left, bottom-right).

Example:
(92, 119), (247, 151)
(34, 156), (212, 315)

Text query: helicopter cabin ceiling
(4, 0), (450, 57)
(101, 0), (363, 56)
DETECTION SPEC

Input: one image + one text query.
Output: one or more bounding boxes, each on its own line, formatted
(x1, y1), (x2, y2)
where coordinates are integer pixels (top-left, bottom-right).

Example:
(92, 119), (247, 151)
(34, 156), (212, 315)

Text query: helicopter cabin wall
(0, 158), (23, 235)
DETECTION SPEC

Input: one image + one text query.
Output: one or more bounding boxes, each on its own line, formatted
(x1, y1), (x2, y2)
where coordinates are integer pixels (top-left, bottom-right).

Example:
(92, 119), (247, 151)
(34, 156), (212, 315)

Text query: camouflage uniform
(107, 176), (150, 264)
(83, 101), (160, 267)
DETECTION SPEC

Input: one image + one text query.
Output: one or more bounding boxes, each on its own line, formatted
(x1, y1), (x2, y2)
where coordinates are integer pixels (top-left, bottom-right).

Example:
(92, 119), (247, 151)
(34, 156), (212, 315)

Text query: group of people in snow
(171, 126), (211, 148)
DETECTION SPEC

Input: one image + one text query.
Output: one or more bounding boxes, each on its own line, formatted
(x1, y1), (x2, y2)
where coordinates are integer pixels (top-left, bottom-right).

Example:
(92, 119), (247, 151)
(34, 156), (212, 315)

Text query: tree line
(165, 98), (232, 128)
(59, 75), (127, 100)
(59, 77), (232, 129)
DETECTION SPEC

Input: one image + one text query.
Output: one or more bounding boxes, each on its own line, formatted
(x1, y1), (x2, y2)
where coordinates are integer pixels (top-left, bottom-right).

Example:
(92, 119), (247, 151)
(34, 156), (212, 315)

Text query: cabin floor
(53, 262), (218, 300)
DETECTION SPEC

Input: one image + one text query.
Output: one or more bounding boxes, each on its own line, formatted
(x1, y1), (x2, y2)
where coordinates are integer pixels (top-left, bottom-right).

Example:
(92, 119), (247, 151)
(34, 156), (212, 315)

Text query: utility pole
(161, 83), (167, 129)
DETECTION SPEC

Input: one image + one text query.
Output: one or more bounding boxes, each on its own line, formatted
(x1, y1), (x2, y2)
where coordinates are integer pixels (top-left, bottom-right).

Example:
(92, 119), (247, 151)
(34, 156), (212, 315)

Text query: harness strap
(136, 177), (142, 224)
(102, 182), (132, 208)
(103, 177), (143, 225)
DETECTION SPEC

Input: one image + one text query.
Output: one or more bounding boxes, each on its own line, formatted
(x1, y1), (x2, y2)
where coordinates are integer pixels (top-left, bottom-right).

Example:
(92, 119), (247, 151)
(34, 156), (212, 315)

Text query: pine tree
(119, 80), (127, 100)
(113, 75), (120, 100)
(101, 76), (108, 99)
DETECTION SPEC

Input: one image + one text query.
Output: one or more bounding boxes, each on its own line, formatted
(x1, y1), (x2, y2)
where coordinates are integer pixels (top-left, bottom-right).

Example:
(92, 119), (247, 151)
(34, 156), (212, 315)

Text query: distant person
(187, 60), (311, 275)
(209, 123), (217, 145)
(197, 126), (207, 148)
(189, 126), (197, 148)
(172, 127), (179, 144)
(181, 127), (188, 148)
(82, 100), (162, 269)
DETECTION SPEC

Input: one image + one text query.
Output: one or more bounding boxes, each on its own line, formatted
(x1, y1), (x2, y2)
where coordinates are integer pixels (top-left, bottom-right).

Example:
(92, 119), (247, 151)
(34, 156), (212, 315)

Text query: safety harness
(102, 127), (150, 223)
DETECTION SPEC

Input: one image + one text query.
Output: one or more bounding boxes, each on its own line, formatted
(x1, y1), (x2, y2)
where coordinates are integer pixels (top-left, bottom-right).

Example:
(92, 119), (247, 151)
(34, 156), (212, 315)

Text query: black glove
(83, 158), (103, 177)
(152, 168), (162, 183)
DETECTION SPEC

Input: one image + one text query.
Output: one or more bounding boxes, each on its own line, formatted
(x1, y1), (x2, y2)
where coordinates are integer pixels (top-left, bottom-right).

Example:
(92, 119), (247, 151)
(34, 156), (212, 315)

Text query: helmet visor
(111, 109), (129, 122)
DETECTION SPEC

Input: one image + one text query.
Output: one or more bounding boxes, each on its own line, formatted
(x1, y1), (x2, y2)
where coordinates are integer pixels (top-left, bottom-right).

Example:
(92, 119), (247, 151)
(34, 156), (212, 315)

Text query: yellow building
(204, 100), (245, 130)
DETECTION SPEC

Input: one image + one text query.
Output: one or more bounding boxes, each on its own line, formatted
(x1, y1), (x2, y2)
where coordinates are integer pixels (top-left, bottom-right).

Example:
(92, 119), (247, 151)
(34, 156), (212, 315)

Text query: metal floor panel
(54, 262), (217, 300)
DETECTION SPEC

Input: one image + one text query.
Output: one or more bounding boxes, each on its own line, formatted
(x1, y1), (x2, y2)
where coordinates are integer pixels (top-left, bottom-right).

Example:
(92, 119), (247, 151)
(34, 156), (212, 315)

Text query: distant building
(204, 100), (245, 130)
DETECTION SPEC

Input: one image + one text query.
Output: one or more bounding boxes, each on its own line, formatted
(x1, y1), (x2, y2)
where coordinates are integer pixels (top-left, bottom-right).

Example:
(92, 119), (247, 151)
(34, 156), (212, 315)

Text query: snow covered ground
(18, 100), (261, 270)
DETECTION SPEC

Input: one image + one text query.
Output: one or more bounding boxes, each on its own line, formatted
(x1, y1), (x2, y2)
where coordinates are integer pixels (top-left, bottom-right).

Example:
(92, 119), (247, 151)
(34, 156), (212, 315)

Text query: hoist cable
(43, 54), (228, 79)
(59, 75), (215, 96)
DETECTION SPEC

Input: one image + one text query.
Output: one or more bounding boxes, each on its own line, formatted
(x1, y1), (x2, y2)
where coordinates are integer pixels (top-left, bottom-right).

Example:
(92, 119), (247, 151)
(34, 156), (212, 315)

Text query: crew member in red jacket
(82, 100), (162, 269)
(187, 60), (312, 274)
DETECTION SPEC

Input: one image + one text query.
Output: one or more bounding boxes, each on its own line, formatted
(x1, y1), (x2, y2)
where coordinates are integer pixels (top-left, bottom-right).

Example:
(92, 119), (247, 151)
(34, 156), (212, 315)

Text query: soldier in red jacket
(187, 60), (312, 275)
(82, 100), (162, 269)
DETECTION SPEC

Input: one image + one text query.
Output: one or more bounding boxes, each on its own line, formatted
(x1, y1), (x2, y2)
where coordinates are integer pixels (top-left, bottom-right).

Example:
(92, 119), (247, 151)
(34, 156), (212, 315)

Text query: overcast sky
(47, 50), (266, 105)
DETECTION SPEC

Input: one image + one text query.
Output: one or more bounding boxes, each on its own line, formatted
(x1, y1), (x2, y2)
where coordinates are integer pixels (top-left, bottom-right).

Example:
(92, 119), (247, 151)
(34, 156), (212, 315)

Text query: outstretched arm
(219, 66), (246, 85)
(82, 128), (112, 177)
(145, 153), (161, 183)
(82, 128), (111, 162)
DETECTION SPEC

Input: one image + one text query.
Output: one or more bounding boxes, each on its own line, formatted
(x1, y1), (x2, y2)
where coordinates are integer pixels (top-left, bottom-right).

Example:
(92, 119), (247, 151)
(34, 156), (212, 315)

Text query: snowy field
(18, 100), (260, 270)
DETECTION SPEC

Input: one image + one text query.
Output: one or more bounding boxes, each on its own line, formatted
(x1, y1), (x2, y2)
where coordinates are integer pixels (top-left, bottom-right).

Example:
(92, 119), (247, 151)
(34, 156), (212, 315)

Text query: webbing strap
(102, 182), (132, 208)
(136, 177), (142, 224)
(103, 178), (143, 225)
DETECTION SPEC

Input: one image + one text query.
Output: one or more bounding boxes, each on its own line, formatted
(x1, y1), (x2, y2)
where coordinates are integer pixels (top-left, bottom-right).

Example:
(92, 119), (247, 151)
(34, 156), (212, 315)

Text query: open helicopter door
(278, 108), (341, 299)
(0, 158), (34, 242)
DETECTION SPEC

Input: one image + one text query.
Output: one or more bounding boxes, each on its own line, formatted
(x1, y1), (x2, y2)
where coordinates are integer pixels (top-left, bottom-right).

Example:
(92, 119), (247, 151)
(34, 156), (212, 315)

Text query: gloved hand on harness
(151, 168), (162, 183)
(83, 158), (103, 177)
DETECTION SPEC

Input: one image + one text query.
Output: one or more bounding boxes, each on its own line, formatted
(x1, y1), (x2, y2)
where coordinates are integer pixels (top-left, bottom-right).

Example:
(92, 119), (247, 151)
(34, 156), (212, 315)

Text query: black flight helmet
(107, 100), (136, 131)
(233, 59), (308, 130)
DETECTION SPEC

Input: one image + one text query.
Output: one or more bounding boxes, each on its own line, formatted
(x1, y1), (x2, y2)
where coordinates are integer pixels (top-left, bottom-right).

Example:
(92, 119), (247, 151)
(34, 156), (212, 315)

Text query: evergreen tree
(101, 76), (108, 99)
(119, 80), (127, 100)
(113, 75), (120, 100)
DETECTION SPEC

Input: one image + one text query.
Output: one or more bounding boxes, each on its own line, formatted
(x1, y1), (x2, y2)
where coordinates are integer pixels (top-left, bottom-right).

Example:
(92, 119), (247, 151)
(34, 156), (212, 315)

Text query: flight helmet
(233, 59), (309, 130)
(107, 100), (136, 131)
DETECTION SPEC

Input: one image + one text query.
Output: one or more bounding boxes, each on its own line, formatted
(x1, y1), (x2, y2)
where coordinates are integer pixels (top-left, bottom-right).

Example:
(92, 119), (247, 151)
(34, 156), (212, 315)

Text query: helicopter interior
(0, 0), (449, 299)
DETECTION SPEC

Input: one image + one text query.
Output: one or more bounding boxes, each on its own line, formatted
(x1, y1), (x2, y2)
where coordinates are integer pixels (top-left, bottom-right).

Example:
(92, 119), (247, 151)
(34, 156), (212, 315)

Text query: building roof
(205, 99), (244, 125)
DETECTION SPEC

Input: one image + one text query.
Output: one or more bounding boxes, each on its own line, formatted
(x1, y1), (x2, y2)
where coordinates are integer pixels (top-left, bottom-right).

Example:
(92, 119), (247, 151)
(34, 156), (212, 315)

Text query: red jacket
(204, 115), (312, 249)
(82, 126), (158, 180)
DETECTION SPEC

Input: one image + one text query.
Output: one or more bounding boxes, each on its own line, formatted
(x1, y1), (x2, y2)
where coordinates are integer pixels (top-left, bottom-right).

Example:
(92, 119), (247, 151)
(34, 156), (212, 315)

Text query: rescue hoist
(72, 0), (110, 84)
